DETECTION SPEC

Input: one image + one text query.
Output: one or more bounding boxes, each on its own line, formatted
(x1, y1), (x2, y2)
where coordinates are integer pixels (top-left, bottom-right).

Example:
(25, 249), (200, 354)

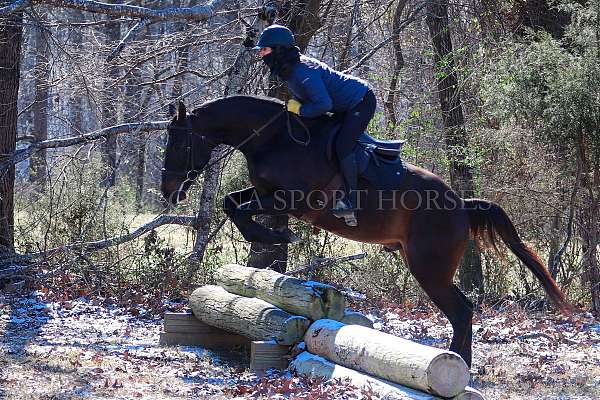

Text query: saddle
(325, 125), (406, 183)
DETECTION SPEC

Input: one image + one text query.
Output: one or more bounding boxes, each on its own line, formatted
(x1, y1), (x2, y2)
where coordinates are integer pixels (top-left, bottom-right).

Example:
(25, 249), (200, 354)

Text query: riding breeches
(335, 89), (377, 160)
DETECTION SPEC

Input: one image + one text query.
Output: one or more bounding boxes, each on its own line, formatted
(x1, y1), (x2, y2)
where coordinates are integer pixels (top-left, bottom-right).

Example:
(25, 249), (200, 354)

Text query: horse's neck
(222, 104), (286, 148)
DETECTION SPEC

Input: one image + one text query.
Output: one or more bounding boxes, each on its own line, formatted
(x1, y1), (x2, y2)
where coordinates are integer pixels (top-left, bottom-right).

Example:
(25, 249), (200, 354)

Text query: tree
(426, 0), (484, 296)
(246, 0), (321, 273)
(29, 14), (50, 185)
(0, 2), (23, 254)
(482, 0), (600, 311)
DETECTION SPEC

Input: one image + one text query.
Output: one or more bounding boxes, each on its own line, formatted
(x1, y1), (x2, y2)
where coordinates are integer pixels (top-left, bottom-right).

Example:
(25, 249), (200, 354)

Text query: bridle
(161, 105), (311, 183)
(161, 115), (201, 181)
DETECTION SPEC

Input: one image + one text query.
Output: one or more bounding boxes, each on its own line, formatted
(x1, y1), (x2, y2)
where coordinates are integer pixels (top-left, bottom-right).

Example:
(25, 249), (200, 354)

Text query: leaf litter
(1, 292), (598, 399)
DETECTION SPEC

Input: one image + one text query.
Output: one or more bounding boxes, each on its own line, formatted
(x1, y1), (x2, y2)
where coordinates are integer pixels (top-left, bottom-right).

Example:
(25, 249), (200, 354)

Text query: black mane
(193, 95), (285, 115)
(192, 95), (337, 127)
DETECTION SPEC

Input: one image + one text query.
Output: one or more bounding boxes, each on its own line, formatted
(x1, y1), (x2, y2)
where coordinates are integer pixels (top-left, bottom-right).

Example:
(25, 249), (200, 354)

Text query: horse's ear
(178, 101), (186, 121)
(168, 103), (176, 118)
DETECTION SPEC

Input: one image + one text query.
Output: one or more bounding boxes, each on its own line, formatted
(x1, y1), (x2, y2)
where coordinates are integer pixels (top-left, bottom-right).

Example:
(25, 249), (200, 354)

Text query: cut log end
(426, 352), (470, 397)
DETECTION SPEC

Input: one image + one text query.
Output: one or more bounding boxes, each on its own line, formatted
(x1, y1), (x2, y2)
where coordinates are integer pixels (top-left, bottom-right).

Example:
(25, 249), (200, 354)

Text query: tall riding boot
(332, 153), (359, 226)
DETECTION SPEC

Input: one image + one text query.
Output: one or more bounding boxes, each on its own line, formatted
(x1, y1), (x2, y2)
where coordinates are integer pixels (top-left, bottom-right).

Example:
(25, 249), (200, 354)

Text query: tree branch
(106, 17), (152, 62)
(0, 0), (30, 14)
(0, 0), (229, 21)
(0, 121), (169, 171)
(343, 1), (426, 74)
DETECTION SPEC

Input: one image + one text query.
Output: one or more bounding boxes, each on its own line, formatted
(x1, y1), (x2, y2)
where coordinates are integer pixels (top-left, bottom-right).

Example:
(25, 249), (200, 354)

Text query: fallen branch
(0, 121), (169, 171)
(27, 214), (197, 258)
(0, 265), (31, 280)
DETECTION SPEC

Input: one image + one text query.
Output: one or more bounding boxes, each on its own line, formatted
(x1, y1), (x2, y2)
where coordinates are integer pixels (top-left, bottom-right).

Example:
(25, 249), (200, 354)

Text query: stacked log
(291, 352), (484, 400)
(304, 319), (470, 398)
(340, 309), (374, 328)
(181, 263), (485, 400)
(214, 263), (345, 320)
(189, 285), (310, 345)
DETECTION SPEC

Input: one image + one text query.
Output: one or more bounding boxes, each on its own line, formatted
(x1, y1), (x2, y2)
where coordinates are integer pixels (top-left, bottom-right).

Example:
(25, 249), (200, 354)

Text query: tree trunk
(425, 0), (484, 297)
(188, 7), (275, 269)
(577, 132), (600, 313)
(246, 0), (322, 273)
(30, 19), (50, 185)
(100, 18), (121, 187)
(214, 263), (345, 320)
(384, 0), (407, 131)
(304, 319), (470, 398)
(188, 285), (310, 345)
(0, 5), (23, 254)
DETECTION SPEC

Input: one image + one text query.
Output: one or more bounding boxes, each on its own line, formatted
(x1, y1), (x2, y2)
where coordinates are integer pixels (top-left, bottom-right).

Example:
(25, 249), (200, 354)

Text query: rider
(254, 24), (376, 227)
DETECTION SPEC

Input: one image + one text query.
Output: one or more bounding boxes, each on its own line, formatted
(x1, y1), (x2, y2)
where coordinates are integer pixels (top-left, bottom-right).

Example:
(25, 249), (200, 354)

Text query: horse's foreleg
(223, 188), (299, 244)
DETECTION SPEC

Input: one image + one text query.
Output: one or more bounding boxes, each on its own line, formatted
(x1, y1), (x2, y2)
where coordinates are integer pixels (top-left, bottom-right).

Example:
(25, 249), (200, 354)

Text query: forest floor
(0, 290), (598, 400)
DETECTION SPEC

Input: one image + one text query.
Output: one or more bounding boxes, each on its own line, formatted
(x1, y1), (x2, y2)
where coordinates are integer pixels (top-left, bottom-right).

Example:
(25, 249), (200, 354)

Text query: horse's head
(160, 102), (216, 205)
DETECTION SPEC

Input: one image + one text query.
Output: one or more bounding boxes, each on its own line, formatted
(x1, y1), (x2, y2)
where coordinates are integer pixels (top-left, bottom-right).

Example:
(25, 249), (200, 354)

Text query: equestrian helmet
(254, 25), (295, 49)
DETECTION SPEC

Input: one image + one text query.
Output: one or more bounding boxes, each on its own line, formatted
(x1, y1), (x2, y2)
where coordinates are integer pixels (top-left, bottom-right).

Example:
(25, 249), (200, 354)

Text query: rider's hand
(287, 99), (302, 115)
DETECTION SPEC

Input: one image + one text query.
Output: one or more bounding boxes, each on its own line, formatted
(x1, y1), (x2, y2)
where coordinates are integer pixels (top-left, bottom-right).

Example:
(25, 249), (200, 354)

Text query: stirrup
(332, 200), (358, 227)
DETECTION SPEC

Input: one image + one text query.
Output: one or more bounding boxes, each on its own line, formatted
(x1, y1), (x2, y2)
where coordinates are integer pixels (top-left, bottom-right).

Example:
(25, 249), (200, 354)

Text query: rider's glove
(287, 99), (302, 115)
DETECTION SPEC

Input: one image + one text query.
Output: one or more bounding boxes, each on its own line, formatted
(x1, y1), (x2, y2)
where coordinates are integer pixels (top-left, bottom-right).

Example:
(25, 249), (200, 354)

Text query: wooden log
(160, 312), (251, 348)
(453, 387), (485, 400)
(214, 263), (345, 320)
(159, 331), (250, 348)
(189, 285), (310, 345)
(340, 310), (373, 328)
(304, 319), (470, 398)
(250, 340), (290, 371)
(291, 351), (438, 400)
(291, 352), (484, 400)
(163, 312), (224, 334)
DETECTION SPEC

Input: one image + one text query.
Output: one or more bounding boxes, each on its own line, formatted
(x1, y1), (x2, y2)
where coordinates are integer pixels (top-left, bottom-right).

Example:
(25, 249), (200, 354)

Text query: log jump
(159, 263), (485, 400)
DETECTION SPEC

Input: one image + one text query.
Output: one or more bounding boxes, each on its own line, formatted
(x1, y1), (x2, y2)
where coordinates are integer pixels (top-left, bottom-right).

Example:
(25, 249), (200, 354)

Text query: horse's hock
(159, 263), (485, 400)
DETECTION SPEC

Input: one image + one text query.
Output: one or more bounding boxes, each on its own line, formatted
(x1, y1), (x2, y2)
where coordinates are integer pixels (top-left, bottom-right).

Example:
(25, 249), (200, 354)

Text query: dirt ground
(1, 292), (598, 399)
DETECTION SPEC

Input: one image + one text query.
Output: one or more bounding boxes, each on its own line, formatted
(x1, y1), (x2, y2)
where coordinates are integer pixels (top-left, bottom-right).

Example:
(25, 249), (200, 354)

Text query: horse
(160, 96), (571, 367)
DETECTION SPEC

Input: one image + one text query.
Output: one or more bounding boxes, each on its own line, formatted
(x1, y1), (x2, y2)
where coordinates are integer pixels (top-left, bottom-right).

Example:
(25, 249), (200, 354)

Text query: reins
(163, 105), (311, 182)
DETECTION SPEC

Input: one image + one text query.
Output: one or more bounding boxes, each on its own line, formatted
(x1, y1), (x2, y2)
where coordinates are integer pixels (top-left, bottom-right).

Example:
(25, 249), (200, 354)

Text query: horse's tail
(464, 198), (572, 314)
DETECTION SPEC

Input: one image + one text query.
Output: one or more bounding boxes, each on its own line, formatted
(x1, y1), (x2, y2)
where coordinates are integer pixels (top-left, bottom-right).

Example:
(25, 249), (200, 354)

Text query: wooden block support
(159, 312), (251, 349)
(250, 340), (290, 371)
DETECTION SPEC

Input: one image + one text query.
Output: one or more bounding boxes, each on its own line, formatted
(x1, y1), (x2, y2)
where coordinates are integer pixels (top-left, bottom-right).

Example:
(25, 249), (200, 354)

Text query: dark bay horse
(160, 96), (571, 367)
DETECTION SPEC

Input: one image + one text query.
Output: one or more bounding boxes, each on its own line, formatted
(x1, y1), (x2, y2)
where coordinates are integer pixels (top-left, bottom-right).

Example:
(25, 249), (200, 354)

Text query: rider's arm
(296, 69), (333, 118)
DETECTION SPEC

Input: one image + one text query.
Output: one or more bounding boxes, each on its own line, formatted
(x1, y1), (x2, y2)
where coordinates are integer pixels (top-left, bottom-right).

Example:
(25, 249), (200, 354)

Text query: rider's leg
(333, 89), (377, 221)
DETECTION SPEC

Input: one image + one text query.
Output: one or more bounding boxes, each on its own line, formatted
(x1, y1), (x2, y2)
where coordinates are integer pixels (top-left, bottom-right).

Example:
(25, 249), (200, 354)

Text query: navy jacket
(285, 55), (369, 118)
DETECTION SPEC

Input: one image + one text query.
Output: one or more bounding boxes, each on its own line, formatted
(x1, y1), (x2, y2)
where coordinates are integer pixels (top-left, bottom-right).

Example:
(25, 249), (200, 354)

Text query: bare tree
(426, 0), (484, 296)
(0, 2), (23, 254)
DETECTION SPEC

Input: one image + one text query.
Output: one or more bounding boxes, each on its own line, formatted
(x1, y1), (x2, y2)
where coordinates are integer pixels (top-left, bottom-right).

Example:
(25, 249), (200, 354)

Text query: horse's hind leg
(404, 238), (474, 367)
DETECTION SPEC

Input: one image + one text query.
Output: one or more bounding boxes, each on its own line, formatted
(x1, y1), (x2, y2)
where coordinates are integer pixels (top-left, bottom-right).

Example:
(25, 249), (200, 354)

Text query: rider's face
(258, 47), (273, 58)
